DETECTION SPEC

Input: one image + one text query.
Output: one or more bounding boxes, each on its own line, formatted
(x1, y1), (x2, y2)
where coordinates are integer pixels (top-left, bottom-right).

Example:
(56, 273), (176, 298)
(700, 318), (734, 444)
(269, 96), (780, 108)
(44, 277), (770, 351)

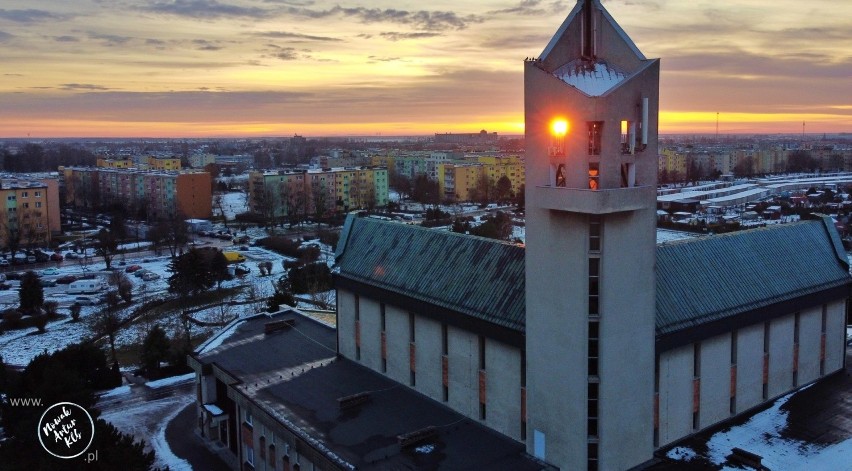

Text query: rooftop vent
(337, 392), (370, 410)
(264, 318), (295, 334)
(728, 448), (765, 470)
(397, 426), (437, 448)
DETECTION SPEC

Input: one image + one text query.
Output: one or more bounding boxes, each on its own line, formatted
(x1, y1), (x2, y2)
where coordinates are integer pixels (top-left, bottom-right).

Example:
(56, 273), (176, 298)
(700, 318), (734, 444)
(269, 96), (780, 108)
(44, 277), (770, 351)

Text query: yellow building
(147, 156), (182, 171)
(97, 158), (133, 168)
(439, 156), (525, 202)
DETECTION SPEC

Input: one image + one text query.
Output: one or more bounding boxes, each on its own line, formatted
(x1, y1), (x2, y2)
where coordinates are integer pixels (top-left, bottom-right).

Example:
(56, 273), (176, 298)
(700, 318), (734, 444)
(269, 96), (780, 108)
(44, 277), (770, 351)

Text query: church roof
(336, 215), (851, 344)
(552, 59), (628, 96)
(335, 216), (526, 331)
(654, 216), (850, 336)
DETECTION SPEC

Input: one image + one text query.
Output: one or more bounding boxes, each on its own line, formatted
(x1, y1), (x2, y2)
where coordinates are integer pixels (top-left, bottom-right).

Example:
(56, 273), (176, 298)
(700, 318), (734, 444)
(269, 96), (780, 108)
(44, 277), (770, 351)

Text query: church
(190, 1), (850, 470)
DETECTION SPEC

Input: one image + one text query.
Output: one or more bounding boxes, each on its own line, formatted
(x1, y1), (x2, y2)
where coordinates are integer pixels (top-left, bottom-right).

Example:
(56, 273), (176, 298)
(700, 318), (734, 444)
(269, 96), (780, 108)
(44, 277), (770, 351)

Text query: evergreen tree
(141, 325), (171, 377)
(18, 271), (43, 314)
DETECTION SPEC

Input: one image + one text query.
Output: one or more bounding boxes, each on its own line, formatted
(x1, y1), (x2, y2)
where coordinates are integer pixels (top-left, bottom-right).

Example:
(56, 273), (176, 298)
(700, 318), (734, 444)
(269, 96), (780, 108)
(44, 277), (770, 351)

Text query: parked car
(64, 252), (79, 260)
(141, 272), (161, 281)
(56, 275), (78, 284)
(125, 265), (142, 273)
(5, 272), (24, 280)
(0, 259), (9, 267)
(0, 273), (6, 282)
(133, 270), (149, 278)
(26, 256), (37, 264)
(74, 295), (101, 306)
(39, 279), (57, 287)
(34, 251), (50, 263)
(50, 253), (64, 262)
(41, 268), (59, 276)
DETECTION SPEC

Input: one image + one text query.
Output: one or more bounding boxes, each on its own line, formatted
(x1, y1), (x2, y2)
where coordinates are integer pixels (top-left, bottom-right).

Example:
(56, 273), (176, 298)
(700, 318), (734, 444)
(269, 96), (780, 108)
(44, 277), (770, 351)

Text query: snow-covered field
(666, 386), (852, 470)
(0, 236), (336, 367)
(213, 192), (247, 220)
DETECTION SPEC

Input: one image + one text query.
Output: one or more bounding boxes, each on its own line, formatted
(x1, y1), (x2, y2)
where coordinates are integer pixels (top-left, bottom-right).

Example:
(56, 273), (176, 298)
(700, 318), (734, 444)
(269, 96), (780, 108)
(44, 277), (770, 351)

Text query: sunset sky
(1, 0), (850, 138)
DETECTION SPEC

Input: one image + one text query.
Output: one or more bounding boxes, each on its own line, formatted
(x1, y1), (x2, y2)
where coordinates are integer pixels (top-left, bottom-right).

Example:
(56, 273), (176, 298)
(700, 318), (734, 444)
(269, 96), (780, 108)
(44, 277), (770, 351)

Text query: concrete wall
(798, 306), (822, 386)
(337, 288), (356, 359)
(735, 323), (765, 412)
(486, 338), (523, 441)
(658, 303), (849, 449)
(825, 300), (847, 373)
(658, 344), (693, 446)
(384, 302), (410, 386)
(698, 334), (731, 428)
(336, 288), (525, 442)
(768, 315), (795, 398)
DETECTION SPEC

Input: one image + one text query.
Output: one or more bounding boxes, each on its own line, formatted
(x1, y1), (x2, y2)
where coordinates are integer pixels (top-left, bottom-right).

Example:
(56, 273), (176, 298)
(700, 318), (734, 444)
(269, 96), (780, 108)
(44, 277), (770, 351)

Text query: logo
(37, 402), (95, 459)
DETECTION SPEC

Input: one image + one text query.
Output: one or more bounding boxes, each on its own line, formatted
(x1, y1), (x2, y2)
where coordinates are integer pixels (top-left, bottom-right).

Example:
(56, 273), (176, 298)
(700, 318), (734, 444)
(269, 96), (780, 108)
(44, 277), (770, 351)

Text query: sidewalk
(164, 403), (231, 471)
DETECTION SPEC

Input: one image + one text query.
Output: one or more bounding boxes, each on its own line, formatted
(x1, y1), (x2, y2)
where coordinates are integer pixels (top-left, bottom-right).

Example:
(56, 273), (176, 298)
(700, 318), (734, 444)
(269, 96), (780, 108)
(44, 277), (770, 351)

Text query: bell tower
(524, 1), (659, 470)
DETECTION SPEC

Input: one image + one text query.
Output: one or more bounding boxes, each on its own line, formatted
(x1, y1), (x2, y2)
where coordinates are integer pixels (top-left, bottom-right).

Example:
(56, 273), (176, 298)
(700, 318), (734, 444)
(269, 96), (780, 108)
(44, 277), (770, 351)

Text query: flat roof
(194, 310), (549, 471)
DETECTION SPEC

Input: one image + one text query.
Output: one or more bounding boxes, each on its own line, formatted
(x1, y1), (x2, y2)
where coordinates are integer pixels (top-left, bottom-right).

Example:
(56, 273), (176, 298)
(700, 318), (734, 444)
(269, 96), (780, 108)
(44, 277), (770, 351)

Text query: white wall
(698, 334), (730, 428)
(735, 323), (764, 412)
(337, 288), (356, 359)
(658, 343), (693, 446)
(768, 315), (795, 398)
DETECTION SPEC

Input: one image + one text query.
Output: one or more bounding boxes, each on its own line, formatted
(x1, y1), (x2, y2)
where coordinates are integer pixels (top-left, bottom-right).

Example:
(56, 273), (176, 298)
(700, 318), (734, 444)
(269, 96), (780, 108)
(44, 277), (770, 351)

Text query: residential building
(248, 167), (389, 219)
(434, 130), (499, 146)
(0, 177), (60, 249)
(63, 167), (211, 220)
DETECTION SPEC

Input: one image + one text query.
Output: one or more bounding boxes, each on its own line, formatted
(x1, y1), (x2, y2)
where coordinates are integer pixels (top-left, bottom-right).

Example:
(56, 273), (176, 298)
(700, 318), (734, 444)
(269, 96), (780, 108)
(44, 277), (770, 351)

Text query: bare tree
(95, 228), (120, 270)
(90, 291), (123, 367)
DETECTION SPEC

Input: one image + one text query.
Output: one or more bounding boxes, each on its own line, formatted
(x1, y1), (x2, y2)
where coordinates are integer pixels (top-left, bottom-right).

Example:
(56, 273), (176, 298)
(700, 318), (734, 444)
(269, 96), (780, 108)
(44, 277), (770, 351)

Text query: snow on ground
(656, 229), (704, 244)
(100, 393), (194, 471)
(0, 234), (333, 367)
(145, 372), (195, 389)
(99, 385), (131, 398)
(213, 192), (247, 220)
(666, 386), (852, 470)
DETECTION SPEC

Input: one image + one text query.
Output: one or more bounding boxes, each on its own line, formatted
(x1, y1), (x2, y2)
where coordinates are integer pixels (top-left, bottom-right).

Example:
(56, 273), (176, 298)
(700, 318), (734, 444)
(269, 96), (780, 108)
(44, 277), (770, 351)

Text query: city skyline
(1, 0), (850, 138)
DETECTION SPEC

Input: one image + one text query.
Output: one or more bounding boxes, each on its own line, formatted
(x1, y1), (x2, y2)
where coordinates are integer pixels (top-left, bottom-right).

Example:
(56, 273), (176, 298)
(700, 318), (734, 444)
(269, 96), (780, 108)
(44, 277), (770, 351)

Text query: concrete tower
(524, 1), (659, 470)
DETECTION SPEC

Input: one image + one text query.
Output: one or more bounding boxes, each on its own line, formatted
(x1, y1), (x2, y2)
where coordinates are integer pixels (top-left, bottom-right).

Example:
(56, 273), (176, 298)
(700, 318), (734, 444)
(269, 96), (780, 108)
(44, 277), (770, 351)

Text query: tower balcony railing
(532, 184), (655, 214)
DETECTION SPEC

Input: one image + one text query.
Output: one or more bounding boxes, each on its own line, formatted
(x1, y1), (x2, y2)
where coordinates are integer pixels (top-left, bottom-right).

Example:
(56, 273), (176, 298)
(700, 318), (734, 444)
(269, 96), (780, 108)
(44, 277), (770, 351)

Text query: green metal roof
(337, 215), (851, 336)
(655, 217), (851, 335)
(335, 216), (526, 331)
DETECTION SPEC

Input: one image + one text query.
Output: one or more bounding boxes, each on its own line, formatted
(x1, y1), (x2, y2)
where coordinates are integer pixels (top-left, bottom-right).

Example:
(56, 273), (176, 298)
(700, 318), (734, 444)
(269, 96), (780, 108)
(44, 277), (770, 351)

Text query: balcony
(532, 185), (655, 214)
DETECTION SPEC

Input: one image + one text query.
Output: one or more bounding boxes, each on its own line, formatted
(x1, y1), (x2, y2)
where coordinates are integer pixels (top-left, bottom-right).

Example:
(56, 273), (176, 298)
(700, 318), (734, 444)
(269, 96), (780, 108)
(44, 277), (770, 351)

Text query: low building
(188, 309), (551, 471)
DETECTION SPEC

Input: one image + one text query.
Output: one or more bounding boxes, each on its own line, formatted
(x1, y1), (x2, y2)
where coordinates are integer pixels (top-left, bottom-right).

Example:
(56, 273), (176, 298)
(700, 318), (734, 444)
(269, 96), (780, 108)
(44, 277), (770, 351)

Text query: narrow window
(555, 164), (567, 187)
(731, 330), (738, 365)
(587, 381), (599, 437)
(587, 442), (599, 471)
(409, 312), (415, 343)
(763, 321), (770, 353)
(354, 294), (360, 321)
(620, 163), (635, 188)
(380, 303), (386, 331)
(480, 402), (486, 421)
(589, 215), (601, 252)
(478, 336), (486, 370)
(588, 321), (599, 378)
(588, 163), (600, 190)
(693, 343), (701, 378)
(588, 258), (600, 316)
(441, 323), (448, 355)
(587, 122), (603, 155)
(793, 312), (800, 344)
